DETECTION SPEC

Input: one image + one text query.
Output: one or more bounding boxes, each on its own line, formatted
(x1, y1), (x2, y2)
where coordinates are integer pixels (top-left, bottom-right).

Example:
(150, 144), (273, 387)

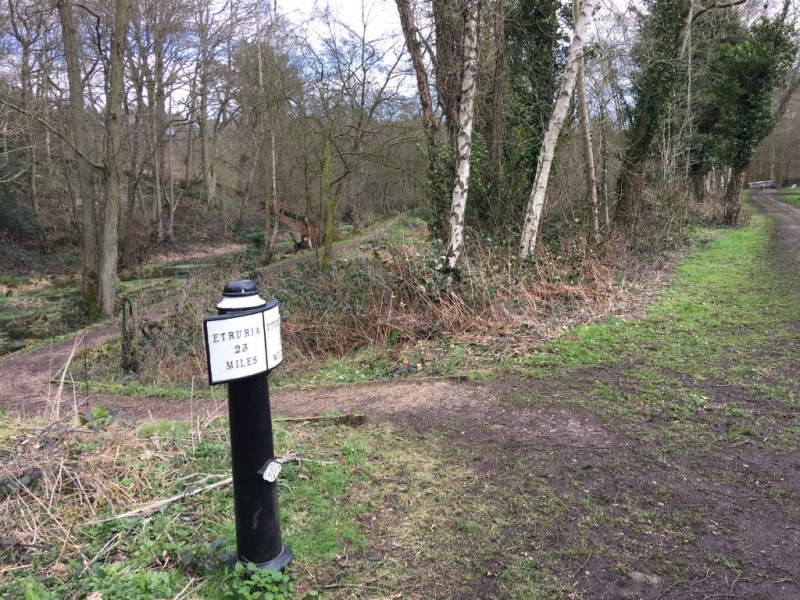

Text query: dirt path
(2, 194), (799, 598)
(752, 188), (800, 275)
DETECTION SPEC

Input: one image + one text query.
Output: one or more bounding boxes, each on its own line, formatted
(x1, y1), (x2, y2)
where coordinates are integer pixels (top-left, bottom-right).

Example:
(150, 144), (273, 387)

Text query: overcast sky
(285, 0), (402, 41)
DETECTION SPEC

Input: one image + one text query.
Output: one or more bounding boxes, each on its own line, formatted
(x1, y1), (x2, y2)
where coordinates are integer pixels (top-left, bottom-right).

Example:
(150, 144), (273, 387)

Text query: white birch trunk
(445, 0), (482, 271)
(519, 0), (596, 260)
(268, 129), (280, 252)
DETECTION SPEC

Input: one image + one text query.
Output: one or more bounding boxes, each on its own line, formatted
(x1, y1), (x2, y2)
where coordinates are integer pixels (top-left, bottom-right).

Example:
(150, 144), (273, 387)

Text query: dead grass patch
(0, 415), (228, 573)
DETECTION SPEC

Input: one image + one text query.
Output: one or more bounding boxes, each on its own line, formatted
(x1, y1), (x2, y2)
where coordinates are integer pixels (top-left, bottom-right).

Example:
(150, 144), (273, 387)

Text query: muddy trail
(1, 193), (799, 599)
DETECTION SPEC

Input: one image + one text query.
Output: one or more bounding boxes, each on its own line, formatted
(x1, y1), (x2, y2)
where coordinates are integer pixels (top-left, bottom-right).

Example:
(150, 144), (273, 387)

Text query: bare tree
(193, 0), (240, 216)
(5, 0), (49, 251)
(98, 0), (131, 316)
(395, 0), (438, 171)
(257, 0), (281, 264)
(56, 0), (100, 315)
(300, 7), (407, 269)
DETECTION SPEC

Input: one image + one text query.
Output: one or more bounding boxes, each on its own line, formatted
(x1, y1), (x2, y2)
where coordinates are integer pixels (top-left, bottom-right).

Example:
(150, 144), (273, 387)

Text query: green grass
(503, 210), (799, 452)
(775, 188), (800, 207)
(3, 202), (799, 598)
(520, 219), (792, 370)
(0, 418), (486, 599)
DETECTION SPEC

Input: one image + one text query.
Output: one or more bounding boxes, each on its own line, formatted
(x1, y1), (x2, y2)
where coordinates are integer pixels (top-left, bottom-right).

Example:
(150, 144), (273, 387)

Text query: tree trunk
(431, 0), (465, 137)
(574, 0), (599, 245)
(267, 129), (280, 258)
(444, 0), (482, 270)
(167, 99), (178, 242)
(320, 136), (334, 269)
(199, 41), (216, 207)
(257, 13), (277, 264)
(153, 132), (163, 242)
(121, 167), (140, 268)
(617, 102), (653, 226)
(145, 41), (166, 244)
(397, 0), (447, 233)
(599, 57), (611, 227)
(120, 122), (141, 266)
(99, 0), (131, 317)
(14, 37), (46, 253)
(577, 57), (600, 244)
(395, 0), (437, 161)
(691, 173), (704, 202)
(184, 74), (197, 189)
(121, 63), (145, 268)
(490, 0), (505, 182)
(237, 143), (261, 227)
(520, 0), (596, 260)
(723, 167), (746, 226)
(57, 0), (99, 316)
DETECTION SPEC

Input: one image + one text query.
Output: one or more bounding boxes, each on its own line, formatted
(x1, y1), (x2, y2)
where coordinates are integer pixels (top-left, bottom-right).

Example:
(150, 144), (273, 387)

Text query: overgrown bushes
(70, 211), (697, 392)
(260, 234), (616, 360)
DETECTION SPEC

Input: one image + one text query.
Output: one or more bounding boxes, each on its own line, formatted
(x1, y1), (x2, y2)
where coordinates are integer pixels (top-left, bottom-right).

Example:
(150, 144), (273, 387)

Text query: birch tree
(519, 0), (596, 261)
(443, 0), (481, 271)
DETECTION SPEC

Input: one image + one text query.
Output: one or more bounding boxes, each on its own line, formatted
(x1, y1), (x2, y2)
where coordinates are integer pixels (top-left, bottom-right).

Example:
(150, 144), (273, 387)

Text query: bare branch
(0, 96), (104, 171)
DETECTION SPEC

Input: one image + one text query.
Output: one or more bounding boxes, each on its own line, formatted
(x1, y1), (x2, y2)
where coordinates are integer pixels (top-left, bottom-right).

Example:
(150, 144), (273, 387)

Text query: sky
(284, 0), (402, 42)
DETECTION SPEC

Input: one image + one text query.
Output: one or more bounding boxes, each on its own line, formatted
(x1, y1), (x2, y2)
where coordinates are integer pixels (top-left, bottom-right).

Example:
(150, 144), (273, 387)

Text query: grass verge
(775, 188), (800, 208)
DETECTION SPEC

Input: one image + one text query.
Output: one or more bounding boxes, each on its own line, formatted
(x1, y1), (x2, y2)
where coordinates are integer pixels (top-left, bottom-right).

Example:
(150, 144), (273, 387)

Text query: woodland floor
(1, 192), (799, 599)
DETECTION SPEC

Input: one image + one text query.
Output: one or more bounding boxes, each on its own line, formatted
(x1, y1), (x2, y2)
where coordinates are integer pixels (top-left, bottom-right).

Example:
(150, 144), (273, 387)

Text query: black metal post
(218, 279), (292, 570)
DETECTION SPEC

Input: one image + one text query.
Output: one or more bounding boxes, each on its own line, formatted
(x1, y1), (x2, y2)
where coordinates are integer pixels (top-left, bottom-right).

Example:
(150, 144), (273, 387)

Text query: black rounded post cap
(223, 279), (259, 298)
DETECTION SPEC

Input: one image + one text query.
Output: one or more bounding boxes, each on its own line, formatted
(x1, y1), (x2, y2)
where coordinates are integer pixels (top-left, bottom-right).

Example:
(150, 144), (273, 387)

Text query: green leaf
(210, 536), (225, 550)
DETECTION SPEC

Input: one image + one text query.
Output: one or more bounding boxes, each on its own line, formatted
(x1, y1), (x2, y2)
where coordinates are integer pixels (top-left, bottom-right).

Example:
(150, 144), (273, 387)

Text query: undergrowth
(265, 235), (615, 356)
(77, 219), (671, 393)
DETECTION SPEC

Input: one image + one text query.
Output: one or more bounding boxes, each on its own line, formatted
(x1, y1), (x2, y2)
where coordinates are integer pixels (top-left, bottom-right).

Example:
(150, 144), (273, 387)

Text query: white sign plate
(263, 304), (283, 371)
(205, 311), (268, 384)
